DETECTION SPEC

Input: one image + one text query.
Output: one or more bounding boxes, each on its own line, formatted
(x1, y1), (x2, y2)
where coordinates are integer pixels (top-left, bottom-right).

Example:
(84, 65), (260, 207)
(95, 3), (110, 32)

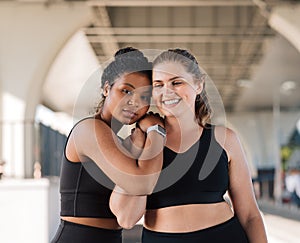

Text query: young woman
(110, 49), (268, 243)
(51, 47), (165, 243)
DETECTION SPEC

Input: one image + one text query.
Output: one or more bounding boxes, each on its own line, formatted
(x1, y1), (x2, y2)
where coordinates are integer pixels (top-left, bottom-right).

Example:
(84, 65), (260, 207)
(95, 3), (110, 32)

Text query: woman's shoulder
(66, 117), (112, 160)
(69, 116), (109, 138)
(211, 125), (240, 161)
(74, 116), (105, 128)
(213, 124), (238, 140)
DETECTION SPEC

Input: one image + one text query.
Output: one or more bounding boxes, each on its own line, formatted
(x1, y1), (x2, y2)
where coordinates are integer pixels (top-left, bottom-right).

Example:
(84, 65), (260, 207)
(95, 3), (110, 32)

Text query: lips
(122, 109), (138, 119)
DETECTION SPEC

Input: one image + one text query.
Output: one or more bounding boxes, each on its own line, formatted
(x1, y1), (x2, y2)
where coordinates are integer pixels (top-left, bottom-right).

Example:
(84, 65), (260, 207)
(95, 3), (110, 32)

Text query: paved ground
(263, 213), (300, 243)
(258, 199), (300, 242)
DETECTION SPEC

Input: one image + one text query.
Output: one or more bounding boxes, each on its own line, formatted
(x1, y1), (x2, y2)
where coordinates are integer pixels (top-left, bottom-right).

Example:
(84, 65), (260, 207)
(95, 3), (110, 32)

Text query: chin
(159, 107), (174, 116)
(123, 118), (137, 125)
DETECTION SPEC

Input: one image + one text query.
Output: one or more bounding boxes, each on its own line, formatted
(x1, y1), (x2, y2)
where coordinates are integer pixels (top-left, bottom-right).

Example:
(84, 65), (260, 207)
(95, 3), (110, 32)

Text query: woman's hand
(137, 112), (164, 132)
(122, 126), (146, 158)
(130, 126), (146, 149)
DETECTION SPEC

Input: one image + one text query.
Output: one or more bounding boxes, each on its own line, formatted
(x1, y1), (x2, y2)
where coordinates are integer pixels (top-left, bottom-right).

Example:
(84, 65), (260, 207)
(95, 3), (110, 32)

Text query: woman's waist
(144, 202), (234, 233)
(61, 216), (122, 230)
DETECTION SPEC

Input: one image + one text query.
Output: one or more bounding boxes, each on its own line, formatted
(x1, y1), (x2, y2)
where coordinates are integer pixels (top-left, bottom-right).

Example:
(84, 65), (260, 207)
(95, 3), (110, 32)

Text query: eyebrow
(123, 83), (151, 93)
(153, 76), (185, 82)
(123, 83), (136, 89)
(169, 76), (184, 81)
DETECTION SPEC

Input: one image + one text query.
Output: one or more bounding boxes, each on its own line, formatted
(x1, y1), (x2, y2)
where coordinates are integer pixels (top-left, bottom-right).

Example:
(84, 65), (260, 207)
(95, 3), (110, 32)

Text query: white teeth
(163, 99), (180, 105)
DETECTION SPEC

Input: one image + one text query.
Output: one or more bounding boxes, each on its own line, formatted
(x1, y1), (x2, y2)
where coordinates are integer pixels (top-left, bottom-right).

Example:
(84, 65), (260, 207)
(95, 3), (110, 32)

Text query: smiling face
(102, 72), (151, 125)
(152, 62), (203, 118)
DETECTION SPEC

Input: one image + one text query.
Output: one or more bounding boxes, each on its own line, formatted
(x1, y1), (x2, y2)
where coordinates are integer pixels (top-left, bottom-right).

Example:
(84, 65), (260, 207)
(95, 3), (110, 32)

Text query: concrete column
(269, 4), (300, 53)
(0, 2), (94, 177)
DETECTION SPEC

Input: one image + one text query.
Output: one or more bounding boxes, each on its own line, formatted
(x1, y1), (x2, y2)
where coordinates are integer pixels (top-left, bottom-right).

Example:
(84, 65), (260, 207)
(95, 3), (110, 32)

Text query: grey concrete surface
(263, 213), (300, 243)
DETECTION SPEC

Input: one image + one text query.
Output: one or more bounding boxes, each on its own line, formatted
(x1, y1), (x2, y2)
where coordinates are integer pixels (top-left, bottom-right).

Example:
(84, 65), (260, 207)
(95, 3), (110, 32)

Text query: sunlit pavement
(257, 199), (300, 243)
(263, 213), (300, 243)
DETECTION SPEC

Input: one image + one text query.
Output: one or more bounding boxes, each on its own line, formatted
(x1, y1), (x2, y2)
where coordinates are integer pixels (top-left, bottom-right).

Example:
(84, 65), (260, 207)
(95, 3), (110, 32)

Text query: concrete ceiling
(43, 0), (300, 115)
(236, 35), (300, 112)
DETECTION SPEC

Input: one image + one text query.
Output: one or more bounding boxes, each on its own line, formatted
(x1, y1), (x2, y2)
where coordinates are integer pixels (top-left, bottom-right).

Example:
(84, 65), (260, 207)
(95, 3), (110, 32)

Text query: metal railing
(39, 123), (67, 177)
(0, 120), (66, 178)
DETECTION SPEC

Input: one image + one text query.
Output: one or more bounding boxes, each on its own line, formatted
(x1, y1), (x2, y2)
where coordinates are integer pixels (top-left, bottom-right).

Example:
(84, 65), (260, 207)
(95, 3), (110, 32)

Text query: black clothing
(59, 117), (116, 218)
(146, 124), (229, 209)
(52, 118), (122, 242)
(142, 216), (249, 243)
(51, 220), (122, 243)
(60, 156), (116, 218)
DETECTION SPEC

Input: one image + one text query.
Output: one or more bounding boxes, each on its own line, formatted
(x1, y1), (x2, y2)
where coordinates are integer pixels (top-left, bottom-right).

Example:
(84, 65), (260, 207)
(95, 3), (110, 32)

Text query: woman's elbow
(110, 201), (143, 229)
(110, 208), (136, 229)
(118, 220), (136, 230)
(117, 214), (139, 229)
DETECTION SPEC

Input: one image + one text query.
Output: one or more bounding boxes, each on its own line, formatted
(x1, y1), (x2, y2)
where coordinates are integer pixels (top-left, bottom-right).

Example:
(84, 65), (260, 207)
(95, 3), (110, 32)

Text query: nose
(163, 84), (175, 96)
(127, 94), (140, 107)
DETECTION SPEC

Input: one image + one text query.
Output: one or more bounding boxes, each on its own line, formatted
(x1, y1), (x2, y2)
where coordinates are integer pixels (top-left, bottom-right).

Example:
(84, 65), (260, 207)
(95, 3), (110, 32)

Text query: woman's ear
(195, 75), (206, 95)
(195, 81), (204, 95)
(103, 81), (110, 97)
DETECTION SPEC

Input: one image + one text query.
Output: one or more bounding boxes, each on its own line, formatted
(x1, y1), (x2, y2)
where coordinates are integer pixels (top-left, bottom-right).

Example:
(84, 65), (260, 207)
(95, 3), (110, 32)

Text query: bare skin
(144, 203), (233, 232)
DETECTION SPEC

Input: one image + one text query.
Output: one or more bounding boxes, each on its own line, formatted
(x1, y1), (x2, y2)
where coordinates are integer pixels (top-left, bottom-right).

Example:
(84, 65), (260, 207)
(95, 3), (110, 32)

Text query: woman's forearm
(243, 214), (268, 243)
(110, 186), (147, 229)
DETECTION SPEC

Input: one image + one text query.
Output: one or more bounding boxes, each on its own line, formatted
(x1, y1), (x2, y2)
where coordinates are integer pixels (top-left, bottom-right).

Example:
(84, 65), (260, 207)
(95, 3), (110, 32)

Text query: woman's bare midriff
(61, 216), (122, 230)
(144, 202), (234, 233)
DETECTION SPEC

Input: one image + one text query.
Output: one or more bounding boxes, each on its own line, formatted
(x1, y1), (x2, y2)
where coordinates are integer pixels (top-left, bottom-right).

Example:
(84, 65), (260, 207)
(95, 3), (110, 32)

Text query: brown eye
(122, 89), (133, 95)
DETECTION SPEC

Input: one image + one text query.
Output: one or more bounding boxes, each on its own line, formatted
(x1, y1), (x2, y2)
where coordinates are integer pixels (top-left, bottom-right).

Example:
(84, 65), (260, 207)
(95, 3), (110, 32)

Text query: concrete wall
(0, 178), (60, 243)
(0, 2), (93, 177)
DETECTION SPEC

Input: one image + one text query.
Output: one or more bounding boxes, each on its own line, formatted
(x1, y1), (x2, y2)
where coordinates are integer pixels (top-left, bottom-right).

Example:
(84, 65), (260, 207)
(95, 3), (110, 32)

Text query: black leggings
(51, 220), (122, 243)
(142, 216), (249, 243)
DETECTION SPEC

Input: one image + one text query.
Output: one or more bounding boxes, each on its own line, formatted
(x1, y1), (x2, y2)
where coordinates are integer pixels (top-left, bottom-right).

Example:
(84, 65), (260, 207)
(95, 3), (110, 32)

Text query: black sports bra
(60, 117), (116, 218)
(146, 124), (229, 209)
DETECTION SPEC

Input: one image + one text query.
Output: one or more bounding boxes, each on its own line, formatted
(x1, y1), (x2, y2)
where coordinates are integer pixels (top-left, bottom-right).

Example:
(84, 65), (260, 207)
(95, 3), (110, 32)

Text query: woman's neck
(165, 112), (199, 135)
(164, 115), (202, 153)
(97, 112), (123, 134)
(165, 114), (200, 138)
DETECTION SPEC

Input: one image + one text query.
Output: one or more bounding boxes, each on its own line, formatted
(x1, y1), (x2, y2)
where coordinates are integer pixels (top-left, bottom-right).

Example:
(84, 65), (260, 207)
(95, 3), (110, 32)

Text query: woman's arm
(122, 126), (146, 159)
(216, 127), (268, 243)
(72, 115), (164, 195)
(110, 186), (147, 229)
(110, 126), (148, 228)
